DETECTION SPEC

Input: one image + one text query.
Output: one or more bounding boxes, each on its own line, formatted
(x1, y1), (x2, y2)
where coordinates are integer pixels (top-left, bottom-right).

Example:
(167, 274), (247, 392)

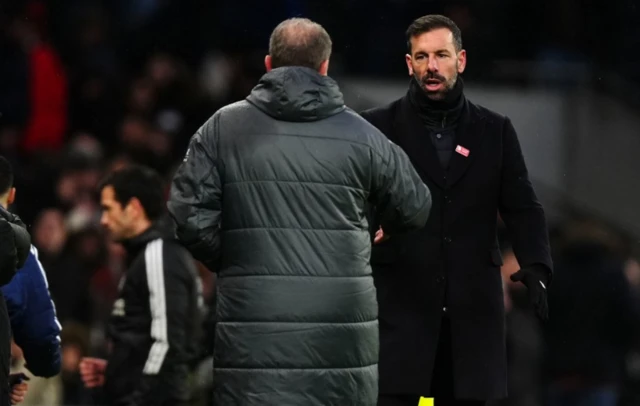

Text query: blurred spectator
(31, 209), (67, 263)
(2, 2), (68, 153)
(46, 226), (105, 328)
(59, 322), (91, 406)
(543, 222), (640, 406)
(625, 258), (640, 289)
(620, 257), (640, 406)
(127, 77), (157, 117)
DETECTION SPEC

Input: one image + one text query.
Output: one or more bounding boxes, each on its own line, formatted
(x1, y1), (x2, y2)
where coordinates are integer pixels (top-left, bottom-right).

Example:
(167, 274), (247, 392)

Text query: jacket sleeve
(2, 247), (61, 377)
(0, 206), (31, 269)
(167, 114), (223, 272)
(498, 118), (553, 279)
(369, 134), (432, 234)
(0, 219), (17, 286)
(128, 241), (194, 405)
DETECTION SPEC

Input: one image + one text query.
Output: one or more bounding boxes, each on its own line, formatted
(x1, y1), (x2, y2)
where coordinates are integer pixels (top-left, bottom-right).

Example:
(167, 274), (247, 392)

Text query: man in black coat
(361, 15), (553, 406)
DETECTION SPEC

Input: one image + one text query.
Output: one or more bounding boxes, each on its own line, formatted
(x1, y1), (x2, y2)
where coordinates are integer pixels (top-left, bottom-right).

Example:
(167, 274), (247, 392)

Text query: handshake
(374, 227), (390, 244)
(0, 205), (31, 286)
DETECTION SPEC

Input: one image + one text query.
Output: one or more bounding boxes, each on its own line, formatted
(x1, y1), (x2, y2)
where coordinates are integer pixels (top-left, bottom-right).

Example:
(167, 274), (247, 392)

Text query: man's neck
(129, 219), (152, 239)
(409, 76), (465, 129)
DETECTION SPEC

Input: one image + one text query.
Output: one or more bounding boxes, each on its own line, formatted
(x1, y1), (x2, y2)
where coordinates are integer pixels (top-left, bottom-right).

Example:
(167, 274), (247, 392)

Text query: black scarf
(408, 75), (465, 128)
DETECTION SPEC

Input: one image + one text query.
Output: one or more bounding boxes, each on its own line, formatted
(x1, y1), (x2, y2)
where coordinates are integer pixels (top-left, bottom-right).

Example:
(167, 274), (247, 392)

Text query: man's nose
(428, 57), (439, 72)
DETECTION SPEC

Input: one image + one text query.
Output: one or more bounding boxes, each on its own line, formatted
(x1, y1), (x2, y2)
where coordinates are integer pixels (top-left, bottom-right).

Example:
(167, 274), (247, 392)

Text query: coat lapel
(446, 100), (486, 187)
(394, 95), (446, 188)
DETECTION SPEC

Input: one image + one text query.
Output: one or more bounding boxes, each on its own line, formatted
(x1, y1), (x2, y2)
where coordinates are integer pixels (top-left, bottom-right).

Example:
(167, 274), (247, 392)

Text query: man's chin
(425, 90), (446, 101)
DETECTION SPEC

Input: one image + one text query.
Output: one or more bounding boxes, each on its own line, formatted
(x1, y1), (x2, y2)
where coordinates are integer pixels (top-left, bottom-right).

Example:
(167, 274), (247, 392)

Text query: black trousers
(378, 316), (486, 406)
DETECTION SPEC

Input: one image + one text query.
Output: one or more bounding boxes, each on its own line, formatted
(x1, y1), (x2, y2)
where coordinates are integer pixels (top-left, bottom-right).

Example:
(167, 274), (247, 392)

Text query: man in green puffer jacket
(167, 17), (432, 406)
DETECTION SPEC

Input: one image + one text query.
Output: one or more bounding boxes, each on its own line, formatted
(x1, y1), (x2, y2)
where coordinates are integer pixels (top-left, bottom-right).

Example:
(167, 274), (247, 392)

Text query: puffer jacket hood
(246, 66), (345, 122)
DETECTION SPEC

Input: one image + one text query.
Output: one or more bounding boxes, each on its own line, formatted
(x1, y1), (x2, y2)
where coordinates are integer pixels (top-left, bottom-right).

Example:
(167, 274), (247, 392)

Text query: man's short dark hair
(0, 156), (13, 195)
(406, 15), (463, 53)
(98, 165), (166, 221)
(269, 18), (332, 70)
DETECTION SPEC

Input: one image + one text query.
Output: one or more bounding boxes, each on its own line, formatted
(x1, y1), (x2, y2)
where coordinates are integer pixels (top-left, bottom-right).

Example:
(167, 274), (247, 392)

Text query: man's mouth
(424, 79), (443, 91)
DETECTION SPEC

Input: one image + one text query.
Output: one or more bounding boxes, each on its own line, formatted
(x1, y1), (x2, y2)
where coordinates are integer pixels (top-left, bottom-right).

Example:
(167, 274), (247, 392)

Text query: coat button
(443, 307), (448, 313)
(436, 275), (445, 283)
(444, 237), (452, 243)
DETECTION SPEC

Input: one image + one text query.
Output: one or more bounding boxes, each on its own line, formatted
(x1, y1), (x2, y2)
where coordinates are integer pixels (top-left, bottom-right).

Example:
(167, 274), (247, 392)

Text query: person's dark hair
(0, 156), (13, 195)
(98, 165), (166, 221)
(269, 18), (332, 70)
(406, 14), (463, 53)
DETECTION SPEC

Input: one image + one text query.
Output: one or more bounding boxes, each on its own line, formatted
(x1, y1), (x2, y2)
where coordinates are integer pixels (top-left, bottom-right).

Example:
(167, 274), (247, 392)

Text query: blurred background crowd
(0, 0), (639, 405)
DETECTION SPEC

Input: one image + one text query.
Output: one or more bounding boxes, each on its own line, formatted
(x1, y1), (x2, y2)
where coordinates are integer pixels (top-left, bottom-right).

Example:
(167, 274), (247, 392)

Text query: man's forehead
(100, 186), (117, 204)
(411, 29), (455, 50)
(101, 186), (113, 197)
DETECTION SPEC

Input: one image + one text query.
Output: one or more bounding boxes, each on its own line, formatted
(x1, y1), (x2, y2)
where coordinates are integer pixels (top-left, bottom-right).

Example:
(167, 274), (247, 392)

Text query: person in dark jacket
(0, 156), (61, 380)
(360, 15), (553, 406)
(79, 165), (203, 406)
(168, 17), (432, 406)
(0, 165), (31, 406)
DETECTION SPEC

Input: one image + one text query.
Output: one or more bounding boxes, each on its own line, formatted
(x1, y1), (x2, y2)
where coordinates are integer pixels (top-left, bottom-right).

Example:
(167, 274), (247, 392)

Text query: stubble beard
(415, 61), (459, 101)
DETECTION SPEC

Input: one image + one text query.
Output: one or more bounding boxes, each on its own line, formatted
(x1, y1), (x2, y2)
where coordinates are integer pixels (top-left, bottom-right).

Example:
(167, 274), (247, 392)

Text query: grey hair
(269, 18), (332, 70)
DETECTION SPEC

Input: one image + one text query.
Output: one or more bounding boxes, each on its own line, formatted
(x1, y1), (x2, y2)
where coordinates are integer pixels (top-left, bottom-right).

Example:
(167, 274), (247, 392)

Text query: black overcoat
(361, 93), (553, 400)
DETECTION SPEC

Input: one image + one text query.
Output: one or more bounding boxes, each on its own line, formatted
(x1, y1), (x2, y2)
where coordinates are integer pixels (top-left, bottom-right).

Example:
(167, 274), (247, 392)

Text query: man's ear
(265, 55), (272, 72)
(405, 54), (413, 76)
(457, 49), (467, 73)
(318, 60), (329, 76)
(124, 197), (143, 219)
(7, 188), (16, 206)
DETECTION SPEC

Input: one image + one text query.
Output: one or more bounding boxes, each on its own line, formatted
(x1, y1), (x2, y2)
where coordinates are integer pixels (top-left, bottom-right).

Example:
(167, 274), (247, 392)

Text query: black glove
(0, 205), (30, 268)
(510, 265), (550, 321)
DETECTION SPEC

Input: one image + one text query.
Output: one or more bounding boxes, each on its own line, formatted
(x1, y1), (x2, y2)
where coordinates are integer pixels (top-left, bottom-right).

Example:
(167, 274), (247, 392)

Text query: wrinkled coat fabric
(168, 67), (431, 406)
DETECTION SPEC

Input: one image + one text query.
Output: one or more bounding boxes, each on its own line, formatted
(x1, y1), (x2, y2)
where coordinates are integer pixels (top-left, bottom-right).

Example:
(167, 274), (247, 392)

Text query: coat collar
(395, 93), (487, 189)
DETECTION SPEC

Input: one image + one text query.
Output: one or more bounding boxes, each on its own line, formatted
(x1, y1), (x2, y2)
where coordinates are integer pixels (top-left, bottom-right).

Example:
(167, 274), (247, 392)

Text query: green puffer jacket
(168, 66), (431, 406)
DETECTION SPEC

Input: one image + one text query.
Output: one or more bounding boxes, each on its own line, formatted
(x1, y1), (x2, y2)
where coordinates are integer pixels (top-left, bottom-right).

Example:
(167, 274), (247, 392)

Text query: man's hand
(9, 374), (29, 405)
(79, 357), (107, 388)
(510, 265), (550, 321)
(374, 227), (390, 244)
(10, 382), (27, 405)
